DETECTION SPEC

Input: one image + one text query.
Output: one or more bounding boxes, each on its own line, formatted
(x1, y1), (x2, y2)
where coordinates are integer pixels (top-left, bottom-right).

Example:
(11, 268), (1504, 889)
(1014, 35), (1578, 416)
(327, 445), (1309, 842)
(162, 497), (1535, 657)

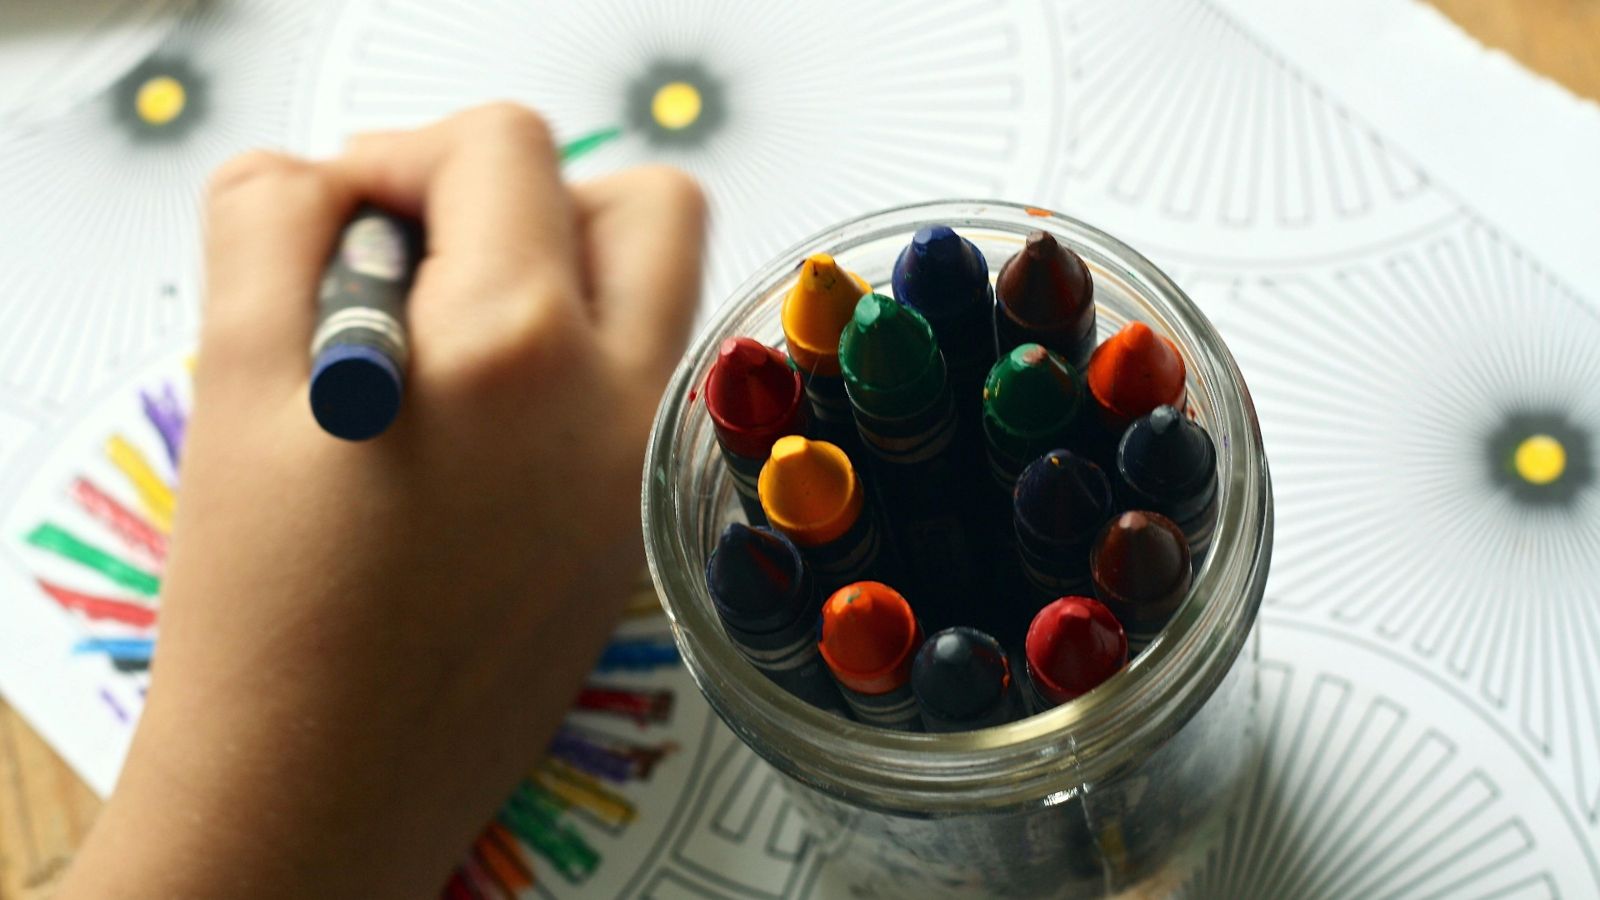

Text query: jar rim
(643, 200), (1273, 812)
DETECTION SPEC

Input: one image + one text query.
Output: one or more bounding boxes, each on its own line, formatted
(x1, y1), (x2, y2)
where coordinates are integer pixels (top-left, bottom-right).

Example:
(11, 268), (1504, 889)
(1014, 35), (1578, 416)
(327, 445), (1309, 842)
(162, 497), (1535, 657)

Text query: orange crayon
(819, 581), (924, 730)
(1086, 322), (1186, 434)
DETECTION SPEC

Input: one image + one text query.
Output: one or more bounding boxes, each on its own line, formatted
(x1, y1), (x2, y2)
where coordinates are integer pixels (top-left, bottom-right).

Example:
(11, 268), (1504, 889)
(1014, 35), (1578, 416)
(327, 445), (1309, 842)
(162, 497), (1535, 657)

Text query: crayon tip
(1014, 450), (1114, 545)
(705, 338), (805, 456)
(758, 436), (864, 547)
(838, 293), (943, 411)
(912, 627), (1010, 722)
(1087, 322), (1186, 425)
(782, 254), (872, 375)
(1090, 511), (1191, 606)
(996, 231), (1094, 330)
(1118, 405), (1215, 496)
(1025, 596), (1127, 705)
(309, 344), (403, 441)
(819, 581), (920, 694)
(983, 343), (1082, 441)
(706, 523), (807, 628)
(892, 226), (990, 320)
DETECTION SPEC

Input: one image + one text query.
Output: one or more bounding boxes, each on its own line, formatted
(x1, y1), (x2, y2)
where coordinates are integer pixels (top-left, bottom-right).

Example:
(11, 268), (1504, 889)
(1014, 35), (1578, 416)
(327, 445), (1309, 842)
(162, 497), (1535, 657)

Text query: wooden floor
(3, 2), (1598, 897)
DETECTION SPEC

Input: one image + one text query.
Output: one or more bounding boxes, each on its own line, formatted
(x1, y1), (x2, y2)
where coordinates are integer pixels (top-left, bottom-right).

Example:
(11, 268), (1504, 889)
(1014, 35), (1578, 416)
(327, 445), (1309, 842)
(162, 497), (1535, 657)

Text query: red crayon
(1086, 322), (1186, 434)
(1023, 596), (1127, 711)
(705, 337), (808, 525)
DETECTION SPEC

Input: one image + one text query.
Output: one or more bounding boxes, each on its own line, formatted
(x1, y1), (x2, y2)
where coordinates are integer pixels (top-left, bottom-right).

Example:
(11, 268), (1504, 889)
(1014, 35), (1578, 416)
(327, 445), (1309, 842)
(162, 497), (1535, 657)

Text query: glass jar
(643, 201), (1273, 898)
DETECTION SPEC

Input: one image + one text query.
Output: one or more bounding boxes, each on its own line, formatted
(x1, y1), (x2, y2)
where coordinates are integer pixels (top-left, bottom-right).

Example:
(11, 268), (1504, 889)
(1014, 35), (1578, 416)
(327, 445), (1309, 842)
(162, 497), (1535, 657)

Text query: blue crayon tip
(310, 344), (403, 441)
(706, 524), (808, 631)
(892, 225), (990, 319)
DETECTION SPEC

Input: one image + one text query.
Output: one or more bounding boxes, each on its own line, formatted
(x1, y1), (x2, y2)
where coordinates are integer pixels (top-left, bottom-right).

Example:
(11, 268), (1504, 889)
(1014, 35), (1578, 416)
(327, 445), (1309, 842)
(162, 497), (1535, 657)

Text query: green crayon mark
(498, 803), (600, 884)
(27, 523), (160, 596)
(560, 126), (622, 162)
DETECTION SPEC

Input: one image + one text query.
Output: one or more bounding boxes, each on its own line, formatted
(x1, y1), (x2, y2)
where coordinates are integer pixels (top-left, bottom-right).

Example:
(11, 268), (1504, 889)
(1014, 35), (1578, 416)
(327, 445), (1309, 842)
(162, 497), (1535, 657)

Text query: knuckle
(639, 164), (708, 227)
(462, 101), (554, 151)
(207, 150), (298, 202)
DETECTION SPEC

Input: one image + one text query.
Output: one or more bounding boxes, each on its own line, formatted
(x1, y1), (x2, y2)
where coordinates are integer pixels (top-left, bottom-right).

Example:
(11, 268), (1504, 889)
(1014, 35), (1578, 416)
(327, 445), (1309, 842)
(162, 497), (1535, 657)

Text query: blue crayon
(893, 225), (997, 433)
(705, 523), (851, 716)
(309, 206), (421, 441)
(1014, 450), (1117, 609)
(1115, 405), (1219, 565)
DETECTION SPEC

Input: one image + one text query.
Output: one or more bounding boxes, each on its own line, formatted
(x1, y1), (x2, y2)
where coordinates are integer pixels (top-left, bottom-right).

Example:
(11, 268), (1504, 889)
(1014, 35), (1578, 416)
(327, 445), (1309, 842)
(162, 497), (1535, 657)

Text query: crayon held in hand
(309, 205), (421, 441)
(818, 581), (924, 731)
(1013, 450), (1116, 607)
(705, 337), (808, 525)
(705, 523), (850, 715)
(994, 231), (1097, 372)
(912, 627), (1020, 732)
(1116, 405), (1218, 562)
(758, 435), (886, 597)
(840, 292), (981, 627)
(893, 225), (996, 430)
(1091, 511), (1192, 655)
(782, 253), (872, 457)
(1023, 596), (1127, 712)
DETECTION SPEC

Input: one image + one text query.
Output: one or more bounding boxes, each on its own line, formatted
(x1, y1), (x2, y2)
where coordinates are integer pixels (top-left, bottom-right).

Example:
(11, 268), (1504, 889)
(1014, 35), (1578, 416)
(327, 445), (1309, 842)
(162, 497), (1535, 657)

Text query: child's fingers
(572, 166), (707, 380)
(329, 103), (580, 299)
(201, 151), (357, 385)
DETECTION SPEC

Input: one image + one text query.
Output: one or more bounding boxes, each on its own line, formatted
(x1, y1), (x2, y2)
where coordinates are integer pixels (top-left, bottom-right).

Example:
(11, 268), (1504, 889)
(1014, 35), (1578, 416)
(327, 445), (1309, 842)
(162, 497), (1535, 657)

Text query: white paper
(1, 0), (1597, 895)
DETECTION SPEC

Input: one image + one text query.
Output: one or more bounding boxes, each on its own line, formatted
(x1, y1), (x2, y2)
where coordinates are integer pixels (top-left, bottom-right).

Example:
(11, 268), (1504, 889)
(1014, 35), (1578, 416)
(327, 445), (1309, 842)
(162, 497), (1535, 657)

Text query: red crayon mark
(576, 685), (674, 725)
(71, 477), (167, 565)
(38, 579), (157, 629)
(705, 337), (807, 458)
(440, 869), (473, 900)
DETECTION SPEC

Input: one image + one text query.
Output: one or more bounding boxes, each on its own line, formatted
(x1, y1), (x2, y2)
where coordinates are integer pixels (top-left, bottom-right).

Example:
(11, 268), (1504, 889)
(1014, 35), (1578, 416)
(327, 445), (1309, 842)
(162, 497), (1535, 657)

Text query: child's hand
(61, 103), (706, 898)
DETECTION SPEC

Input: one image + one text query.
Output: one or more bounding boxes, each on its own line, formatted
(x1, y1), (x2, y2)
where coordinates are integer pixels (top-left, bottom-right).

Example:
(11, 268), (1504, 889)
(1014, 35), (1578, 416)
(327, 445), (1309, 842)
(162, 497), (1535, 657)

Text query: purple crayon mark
(140, 382), (187, 471)
(548, 727), (676, 784)
(100, 687), (129, 724)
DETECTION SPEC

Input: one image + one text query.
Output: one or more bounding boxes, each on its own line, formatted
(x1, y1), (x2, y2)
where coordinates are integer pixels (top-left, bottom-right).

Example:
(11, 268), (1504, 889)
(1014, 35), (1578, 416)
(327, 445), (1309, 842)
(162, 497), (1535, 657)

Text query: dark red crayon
(705, 337), (808, 525)
(1090, 511), (1192, 655)
(994, 231), (1097, 372)
(1023, 596), (1127, 711)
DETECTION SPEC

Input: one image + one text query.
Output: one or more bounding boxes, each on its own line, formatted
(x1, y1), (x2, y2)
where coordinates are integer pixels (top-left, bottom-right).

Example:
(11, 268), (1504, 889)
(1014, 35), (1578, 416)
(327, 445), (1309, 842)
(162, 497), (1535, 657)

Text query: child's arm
(58, 103), (706, 899)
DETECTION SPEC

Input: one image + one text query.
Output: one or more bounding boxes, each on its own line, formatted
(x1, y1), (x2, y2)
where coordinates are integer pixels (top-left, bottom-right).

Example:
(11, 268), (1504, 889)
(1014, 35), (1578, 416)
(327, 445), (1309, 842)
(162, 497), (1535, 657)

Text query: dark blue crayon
(705, 523), (851, 716)
(1014, 450), (1117, 609)
(893, 225), (996, 432)
(309, 205), (421, 441)
(1115, 405), (1218, 564)
(912, 627), (1021, 732)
